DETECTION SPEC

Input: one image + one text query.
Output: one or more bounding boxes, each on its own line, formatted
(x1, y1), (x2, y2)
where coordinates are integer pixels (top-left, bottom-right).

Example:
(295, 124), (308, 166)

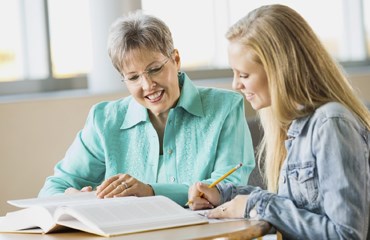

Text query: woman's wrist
(147, 184), (155, 196)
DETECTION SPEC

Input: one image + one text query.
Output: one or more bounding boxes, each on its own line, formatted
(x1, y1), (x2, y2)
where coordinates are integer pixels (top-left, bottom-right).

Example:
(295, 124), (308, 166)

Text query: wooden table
(0, 220), (271, 240)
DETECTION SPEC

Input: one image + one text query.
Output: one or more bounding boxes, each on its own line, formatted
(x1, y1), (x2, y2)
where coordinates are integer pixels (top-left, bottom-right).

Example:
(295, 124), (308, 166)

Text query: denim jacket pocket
(287, 162), (319, 208)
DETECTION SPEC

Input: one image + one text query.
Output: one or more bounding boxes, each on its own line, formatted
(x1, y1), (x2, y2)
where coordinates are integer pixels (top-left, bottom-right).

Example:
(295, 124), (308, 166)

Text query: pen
(186, 163), (243, 206)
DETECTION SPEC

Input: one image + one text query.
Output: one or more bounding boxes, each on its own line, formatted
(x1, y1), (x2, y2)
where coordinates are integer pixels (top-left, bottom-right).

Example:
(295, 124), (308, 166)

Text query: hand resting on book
(95, 173), (154, 198)
(64, 186), (93, 195)
(63, 174), (154, 198)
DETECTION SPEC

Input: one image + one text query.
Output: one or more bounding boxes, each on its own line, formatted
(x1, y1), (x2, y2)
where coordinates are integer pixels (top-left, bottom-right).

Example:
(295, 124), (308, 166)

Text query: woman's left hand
(206, 195), (249, 219)
(64, 186), (93, 195)
(95, 174), (154, 198)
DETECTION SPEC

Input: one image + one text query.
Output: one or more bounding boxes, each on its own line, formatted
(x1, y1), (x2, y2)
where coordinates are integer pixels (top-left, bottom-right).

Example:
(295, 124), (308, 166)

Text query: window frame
(0, 0), (369, 97)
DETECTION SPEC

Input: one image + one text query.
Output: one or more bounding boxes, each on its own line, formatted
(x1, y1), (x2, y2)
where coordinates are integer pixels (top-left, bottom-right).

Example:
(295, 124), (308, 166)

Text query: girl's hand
(207, 195), (248, 219)
(188, 182), (221, 210)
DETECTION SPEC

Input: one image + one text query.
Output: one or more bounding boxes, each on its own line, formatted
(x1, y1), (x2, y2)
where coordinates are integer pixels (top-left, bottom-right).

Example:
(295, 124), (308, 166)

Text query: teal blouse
(38, 73), (255, 206)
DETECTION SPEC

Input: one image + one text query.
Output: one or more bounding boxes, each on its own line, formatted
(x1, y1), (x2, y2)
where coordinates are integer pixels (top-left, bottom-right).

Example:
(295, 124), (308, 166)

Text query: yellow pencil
(186, 163), (243, 206)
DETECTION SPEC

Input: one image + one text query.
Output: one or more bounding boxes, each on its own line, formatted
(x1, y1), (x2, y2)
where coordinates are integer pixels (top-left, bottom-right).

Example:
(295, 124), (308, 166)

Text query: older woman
(38, 12), (255, 206)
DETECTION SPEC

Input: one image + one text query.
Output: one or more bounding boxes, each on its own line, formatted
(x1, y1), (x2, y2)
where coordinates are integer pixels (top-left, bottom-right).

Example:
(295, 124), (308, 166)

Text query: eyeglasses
(122, 58), (170, 85)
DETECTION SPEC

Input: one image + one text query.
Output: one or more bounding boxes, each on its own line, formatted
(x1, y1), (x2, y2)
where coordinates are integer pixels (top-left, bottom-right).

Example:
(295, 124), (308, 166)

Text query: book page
(7, 191), (98, 208)
(0, 205), (56, 233)
(54, 196), (208, 237)
(194, 209), (243, 223)
(0, 217), (44, 234)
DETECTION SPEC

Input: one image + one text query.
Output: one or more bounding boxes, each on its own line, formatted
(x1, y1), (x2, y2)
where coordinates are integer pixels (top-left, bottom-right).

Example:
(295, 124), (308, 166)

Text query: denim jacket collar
(287, 114), (311, 139)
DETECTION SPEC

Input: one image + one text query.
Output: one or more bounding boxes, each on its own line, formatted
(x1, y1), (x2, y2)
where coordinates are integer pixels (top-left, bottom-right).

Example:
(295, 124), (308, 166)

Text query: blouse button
(168, 149), (173, 155)
(170, 176), (176, 182)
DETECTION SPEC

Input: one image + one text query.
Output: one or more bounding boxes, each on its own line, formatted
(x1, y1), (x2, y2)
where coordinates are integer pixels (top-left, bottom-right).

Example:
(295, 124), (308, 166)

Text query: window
(142, 0), (370, 69)
(0, 0), (23, 82)
(0, 0), (91, 95)
(365, 0), (370, 57)
(142, 0), (219, 69)
(1, 0), (369, 96)
(228, 1), (345, 60)
(48, 0), (92, 78)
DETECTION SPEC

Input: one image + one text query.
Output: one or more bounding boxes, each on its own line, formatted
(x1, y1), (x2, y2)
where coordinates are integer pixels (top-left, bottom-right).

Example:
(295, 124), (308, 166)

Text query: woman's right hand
(188, 182), (221, 210)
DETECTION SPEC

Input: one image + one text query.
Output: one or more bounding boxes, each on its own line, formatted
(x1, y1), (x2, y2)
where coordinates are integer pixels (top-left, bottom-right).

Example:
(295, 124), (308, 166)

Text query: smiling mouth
(244, 92), (254, 100)
(146, 90), (164, 102)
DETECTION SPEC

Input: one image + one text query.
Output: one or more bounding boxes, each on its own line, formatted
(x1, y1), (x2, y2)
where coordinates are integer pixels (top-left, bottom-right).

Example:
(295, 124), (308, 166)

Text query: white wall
(0, 91), (123, 214)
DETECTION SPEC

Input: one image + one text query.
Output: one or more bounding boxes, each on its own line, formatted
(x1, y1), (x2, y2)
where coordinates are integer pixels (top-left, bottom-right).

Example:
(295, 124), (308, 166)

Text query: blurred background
(0, 0), (369, 95)
(0, 0), (369, 215)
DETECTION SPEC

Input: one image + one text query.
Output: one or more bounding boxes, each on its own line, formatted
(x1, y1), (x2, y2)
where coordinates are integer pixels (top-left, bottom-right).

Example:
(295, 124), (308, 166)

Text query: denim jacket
(218, 102), (370, 240)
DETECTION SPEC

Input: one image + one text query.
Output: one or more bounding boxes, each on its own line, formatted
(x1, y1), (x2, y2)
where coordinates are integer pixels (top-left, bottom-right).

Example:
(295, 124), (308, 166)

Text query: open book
(0, 192), (208, 237)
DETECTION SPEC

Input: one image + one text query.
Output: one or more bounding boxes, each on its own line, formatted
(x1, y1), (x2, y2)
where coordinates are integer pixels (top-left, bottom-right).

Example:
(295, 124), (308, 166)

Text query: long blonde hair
(226, 4), (370, 192)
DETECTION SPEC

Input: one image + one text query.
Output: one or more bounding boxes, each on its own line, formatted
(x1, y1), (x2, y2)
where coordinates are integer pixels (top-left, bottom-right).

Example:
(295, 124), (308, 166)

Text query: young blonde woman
(188, 4), (370, 239)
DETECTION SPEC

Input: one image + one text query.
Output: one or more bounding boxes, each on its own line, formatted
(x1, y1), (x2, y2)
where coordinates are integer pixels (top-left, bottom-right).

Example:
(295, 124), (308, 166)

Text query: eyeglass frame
(121, 58), (170, 85)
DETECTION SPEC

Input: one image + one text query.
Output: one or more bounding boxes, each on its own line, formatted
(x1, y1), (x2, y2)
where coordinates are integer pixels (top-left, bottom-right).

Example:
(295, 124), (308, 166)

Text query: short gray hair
(107, 11), (174, 74)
